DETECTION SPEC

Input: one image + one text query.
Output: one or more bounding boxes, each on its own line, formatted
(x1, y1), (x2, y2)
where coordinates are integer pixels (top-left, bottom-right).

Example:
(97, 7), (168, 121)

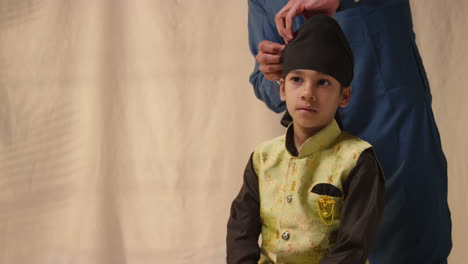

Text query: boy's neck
(292, 122), (327, 153)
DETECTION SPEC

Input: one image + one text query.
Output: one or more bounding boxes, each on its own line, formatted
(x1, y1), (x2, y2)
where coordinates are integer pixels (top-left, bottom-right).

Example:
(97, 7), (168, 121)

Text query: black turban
(281, 14), (354, 87)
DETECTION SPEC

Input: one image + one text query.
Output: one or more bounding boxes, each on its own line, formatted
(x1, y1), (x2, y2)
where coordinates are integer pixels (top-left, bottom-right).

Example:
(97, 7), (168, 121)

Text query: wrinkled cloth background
(0, 1), (466, 263)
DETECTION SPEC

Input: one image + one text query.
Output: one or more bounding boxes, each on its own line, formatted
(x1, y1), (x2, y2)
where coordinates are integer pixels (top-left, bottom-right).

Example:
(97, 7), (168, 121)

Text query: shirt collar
(285, 119), (341, 158)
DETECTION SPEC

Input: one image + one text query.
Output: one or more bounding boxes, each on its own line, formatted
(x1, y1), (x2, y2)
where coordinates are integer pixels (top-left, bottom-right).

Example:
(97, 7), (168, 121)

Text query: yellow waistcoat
(252, 120), (371, 264)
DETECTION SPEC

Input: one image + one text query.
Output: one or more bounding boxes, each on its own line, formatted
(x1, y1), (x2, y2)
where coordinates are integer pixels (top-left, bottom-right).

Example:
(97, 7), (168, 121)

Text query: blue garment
(247, 1), (452, 263)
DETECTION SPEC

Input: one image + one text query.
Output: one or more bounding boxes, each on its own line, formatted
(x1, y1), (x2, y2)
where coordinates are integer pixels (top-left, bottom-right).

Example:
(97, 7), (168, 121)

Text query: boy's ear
(339, 86), (352, 108)
(279, 78), (286, 102)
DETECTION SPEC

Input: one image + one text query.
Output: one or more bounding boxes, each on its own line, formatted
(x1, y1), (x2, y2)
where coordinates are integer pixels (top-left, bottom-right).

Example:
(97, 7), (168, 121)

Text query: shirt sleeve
(226, 153), (262, 264)
(319, 147), (385, 264)
(338, 0), (398, 12)
(247, 0), (286, 113)
(337, 0), (361, 12)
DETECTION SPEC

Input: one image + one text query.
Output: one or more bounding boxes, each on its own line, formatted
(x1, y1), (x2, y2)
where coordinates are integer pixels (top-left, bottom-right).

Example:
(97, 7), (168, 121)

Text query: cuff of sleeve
(337, 0), (361, 12)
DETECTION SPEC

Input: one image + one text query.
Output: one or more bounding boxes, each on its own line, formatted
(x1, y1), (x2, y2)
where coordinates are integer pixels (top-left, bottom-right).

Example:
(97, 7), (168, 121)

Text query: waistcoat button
(282, 232), (290, 241)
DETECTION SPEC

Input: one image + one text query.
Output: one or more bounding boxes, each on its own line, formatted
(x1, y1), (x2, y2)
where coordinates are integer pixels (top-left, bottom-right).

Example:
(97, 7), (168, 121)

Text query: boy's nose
(301, 85), (316, 101)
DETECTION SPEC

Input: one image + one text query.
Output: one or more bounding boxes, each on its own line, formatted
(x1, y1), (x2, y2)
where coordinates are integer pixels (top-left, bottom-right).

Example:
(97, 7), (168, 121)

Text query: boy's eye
(318, 79), (331, 86)
(291, 77), (302, 83)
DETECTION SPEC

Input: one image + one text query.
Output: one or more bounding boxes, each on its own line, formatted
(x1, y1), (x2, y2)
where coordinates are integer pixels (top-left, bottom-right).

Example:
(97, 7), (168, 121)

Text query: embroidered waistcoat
(252, 120), (371, 264)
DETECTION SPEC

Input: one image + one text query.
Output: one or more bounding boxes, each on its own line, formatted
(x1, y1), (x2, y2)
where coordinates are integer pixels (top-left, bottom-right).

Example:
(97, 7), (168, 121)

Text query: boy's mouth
(297, 107), (317, 113)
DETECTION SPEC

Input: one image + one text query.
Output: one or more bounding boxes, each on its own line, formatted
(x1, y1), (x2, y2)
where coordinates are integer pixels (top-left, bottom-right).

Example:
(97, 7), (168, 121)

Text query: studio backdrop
(0, 0), (466, 263)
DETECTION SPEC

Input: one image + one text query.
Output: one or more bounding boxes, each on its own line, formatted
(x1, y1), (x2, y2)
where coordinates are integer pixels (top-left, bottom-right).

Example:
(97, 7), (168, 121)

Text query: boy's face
(280, 69), (351, 132)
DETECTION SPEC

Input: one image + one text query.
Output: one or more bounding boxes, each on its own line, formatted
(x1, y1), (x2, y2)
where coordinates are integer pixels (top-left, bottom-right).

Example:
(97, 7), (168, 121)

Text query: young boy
(226, 15), (385, 264)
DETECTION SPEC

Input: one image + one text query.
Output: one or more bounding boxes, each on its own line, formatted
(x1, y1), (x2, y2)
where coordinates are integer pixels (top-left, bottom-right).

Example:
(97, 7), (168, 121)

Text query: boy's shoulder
(336, 131), (372, 151)
(253, 134), (286, 154)
(332, 132), (374, 165)
(249, 131), (373, 171)
(250, 130), (373, 156)
(251, 134), (287, 171)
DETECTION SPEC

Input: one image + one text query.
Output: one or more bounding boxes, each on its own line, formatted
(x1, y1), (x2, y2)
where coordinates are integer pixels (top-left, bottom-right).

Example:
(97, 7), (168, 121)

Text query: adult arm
(248, 0), (287, 113)
(275, 0), (370, 43)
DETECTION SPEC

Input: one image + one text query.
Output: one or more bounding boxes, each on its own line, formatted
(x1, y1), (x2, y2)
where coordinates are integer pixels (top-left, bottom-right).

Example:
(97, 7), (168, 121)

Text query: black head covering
(281, 14), (354, 87)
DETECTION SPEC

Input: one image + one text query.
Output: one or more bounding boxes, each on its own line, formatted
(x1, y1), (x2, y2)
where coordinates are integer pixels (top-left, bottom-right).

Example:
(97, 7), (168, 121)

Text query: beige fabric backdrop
(0, 0), (466, 263)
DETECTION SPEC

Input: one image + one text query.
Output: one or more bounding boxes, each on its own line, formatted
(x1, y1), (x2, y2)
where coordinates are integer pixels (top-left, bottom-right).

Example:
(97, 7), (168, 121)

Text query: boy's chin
(293, 120), (323, 130)
(294, 120), (319, 129)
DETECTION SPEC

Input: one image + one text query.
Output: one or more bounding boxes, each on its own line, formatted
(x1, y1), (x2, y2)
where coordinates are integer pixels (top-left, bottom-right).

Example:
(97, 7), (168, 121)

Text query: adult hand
(275, 0), (340, 43)
(256, 40), (285, 82)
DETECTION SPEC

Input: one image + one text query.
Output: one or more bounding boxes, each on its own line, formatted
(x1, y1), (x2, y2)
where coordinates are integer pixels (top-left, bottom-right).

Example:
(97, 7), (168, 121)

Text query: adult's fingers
(256, 53), (282, 65)
(256, 40), (285, 81)
(275, 1), (293, 42)
(259, 63), (283, 74)
(264, 71), (283, 82)
(258, 41), (285, 55)
(283, 4), (300, 41)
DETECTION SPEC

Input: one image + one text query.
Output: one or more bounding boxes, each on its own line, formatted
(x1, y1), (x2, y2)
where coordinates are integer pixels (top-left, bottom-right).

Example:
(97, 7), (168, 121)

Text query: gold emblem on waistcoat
(316, 195), (335, 226)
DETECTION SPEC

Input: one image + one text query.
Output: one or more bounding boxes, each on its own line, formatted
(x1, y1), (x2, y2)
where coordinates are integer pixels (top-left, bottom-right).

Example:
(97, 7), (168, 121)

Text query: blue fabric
(247, 0), (452, 263)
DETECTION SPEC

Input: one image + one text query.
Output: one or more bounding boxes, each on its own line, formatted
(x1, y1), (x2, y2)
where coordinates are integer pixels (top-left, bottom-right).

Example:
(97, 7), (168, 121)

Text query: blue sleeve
(338, 0), (401, 11)
(338, 0), (363, 11)
(247, 0), (286, 113)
